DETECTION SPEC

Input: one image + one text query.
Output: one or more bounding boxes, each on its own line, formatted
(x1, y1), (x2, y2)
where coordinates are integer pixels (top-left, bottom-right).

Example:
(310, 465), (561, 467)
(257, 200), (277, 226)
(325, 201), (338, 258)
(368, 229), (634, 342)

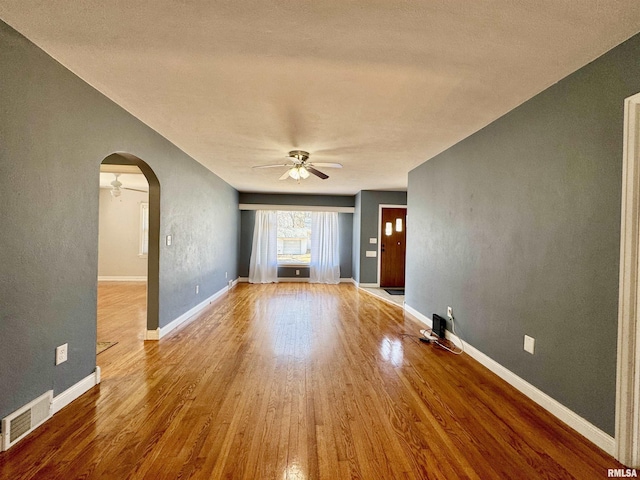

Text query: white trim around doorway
(615, 91), (640, 468)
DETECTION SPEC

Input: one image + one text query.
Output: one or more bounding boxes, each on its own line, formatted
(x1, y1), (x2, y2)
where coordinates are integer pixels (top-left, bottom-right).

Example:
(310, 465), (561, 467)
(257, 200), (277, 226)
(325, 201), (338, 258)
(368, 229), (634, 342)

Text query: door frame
(616, 91), (640, 468)
(100, 152), (161, 336)
(377, 204), (407, 288)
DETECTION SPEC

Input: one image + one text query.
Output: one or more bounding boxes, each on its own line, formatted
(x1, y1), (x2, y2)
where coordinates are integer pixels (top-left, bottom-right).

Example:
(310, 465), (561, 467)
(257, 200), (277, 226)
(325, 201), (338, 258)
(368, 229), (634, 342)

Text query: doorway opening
(97, 153), (161, 365)
(616, 91), (640, 468)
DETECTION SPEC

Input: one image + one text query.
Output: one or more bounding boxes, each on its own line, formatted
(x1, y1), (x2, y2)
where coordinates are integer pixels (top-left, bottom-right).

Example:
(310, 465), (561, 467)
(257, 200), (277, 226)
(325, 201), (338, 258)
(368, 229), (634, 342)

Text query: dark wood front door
(380, 207), (407, 288)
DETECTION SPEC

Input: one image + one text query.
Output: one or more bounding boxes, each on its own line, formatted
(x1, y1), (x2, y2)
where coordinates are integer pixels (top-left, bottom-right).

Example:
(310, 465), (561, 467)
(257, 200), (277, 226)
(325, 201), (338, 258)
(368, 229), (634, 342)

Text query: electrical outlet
(195, 284), (199, 294)
(56, 343), (68, 365)
(166, 235), (172, 246)
(296, 270), (300, 276)
(225, 272), (228, 279)
(524, 335), (535, 354)
(447, 306), (453, 319)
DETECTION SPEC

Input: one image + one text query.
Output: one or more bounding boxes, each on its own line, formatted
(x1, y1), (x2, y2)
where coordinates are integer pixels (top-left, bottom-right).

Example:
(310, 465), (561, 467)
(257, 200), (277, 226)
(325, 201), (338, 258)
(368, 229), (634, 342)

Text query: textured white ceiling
(2, 1), (640, 194)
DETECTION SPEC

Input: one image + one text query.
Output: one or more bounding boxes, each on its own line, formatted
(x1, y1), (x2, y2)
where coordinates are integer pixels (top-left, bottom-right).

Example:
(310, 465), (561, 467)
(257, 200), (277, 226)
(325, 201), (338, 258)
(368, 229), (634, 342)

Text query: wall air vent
(2, 390), (53, 451)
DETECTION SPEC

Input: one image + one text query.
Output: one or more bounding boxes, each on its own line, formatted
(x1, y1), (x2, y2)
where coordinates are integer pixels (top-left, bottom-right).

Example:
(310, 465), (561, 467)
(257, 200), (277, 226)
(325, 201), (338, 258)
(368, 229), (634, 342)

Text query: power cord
(413, 315), (465, 355)
(399, 333), (425, 345)
(434, 339), (463, 355)
(400, 310), (466, 355)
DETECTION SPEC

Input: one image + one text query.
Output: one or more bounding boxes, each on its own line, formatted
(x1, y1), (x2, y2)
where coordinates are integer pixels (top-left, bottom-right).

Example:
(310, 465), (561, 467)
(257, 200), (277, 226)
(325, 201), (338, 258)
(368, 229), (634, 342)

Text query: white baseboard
(98, 276), (147, 282)
(404, 304), (616, 456)
(356, 282), (379, 288)
(146, 284), (229, 340)
(1, 368), (100, 450)
(404, 305), (433, 328)
(145, 328), (160, 340)
(461, 341), (616, 455)
(52, 366), (101, 415)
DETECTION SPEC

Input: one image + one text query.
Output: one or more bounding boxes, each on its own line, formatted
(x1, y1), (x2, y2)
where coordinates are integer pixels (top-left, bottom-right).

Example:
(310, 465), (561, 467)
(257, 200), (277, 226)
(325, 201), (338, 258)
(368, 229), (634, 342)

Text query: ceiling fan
(252, 150), (342, 181)
(109, 173), (147, 197)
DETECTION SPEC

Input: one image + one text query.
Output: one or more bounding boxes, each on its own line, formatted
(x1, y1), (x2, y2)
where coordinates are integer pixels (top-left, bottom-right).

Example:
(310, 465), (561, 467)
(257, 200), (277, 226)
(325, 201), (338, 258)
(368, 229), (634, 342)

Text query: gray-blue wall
(0, 21), (239, 421)
(406, 32), (640, 436)
(238, 193), (354, 279)
(352, 192), (362, 283)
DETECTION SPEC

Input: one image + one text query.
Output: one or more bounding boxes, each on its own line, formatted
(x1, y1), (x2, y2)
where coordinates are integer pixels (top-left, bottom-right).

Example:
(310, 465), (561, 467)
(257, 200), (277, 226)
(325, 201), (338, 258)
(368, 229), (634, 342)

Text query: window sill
(277, 264), (310, 268)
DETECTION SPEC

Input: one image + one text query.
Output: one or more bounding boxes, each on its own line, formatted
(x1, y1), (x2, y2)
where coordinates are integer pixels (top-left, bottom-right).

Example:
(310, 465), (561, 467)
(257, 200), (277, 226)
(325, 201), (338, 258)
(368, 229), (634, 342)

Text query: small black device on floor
(432, 313), (446, 338)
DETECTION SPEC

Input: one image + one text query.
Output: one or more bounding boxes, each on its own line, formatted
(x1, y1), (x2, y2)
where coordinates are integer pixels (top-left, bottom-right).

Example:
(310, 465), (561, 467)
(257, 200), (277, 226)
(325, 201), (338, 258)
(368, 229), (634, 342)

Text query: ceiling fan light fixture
(255, 150), (340, 181)
(289, 168), (300, 180)
(110, 173), (123, 197)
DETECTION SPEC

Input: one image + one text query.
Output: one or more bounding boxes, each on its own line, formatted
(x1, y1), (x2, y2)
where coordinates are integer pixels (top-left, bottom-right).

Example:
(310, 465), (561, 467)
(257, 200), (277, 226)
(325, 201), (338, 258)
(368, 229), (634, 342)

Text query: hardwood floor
(97, 280), (148, 345)
(0, 282), (622, 479)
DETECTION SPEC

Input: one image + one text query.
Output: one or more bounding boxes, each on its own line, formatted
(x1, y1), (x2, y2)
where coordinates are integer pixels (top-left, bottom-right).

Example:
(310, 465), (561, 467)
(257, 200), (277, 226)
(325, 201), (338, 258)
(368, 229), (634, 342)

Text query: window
(277, 211), (311, 264)
(139, 202), (149, 257)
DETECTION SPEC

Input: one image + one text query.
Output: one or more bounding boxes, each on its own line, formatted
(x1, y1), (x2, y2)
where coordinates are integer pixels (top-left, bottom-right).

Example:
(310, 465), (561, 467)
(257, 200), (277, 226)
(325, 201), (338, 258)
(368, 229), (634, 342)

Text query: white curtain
(309, 211), (340, 284)
(249, 210), (279, 283)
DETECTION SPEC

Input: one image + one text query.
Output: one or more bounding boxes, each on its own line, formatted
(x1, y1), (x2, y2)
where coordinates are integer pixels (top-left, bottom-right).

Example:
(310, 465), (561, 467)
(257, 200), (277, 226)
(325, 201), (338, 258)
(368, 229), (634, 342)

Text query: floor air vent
(2, 390), (53, 451)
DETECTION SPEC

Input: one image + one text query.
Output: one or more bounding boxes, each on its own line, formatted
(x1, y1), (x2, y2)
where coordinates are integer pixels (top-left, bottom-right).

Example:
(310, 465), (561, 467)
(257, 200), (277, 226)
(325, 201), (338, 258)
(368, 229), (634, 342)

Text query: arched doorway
(98, 153), (160, 336)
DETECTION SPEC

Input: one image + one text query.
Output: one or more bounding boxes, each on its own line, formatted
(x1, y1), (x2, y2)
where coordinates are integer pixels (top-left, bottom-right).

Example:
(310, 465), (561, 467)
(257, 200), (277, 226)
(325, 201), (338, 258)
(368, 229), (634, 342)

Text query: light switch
(366, 250), (377, 257)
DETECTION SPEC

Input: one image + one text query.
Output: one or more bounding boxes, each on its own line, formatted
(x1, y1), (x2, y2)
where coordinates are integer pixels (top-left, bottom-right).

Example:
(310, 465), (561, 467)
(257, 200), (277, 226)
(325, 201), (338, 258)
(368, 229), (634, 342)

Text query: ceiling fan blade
(308, 162), (342, 169)
(253, 163), (292, 169)
(279, 169), (292, 180)
(123, 187), (148, 193)
(306, 166), (329, 180)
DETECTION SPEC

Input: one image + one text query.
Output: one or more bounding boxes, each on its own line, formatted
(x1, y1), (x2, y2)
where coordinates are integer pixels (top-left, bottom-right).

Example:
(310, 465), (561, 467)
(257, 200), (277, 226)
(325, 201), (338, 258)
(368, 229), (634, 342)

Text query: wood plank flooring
(0, 282), (623, 479)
